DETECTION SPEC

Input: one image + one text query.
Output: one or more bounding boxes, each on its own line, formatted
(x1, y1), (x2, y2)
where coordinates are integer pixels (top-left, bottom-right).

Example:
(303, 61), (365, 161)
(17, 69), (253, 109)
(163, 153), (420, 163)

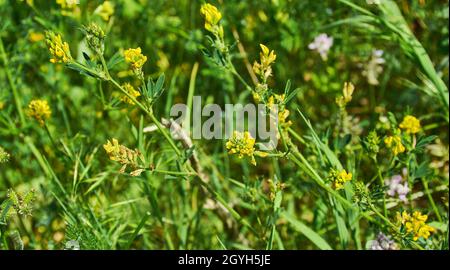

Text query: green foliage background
(0, 0), (448, 250)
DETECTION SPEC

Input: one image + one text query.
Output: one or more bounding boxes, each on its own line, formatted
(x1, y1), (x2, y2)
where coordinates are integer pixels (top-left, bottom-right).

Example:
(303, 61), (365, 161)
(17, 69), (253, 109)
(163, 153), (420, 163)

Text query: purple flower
(308, 33), (333, 60)
(368, 233), (398, 250)
(385, 171), (410, 203)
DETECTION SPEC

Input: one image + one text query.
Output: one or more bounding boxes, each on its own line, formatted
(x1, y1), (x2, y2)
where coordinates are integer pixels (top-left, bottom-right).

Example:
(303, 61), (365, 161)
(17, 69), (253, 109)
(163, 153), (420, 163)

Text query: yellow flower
(343, 82), (355, 102)
(253, 44), (276, 83)
(397, 211), (435, 241)
(336, 82), (355, 107)
(94, 1), (114, 21)
(44, 31), (72, 64)
(384, 135), (405, 156)
(200, 3), (223, 35)
(27, 99), (51, 126)
(399, 115), (421, 134)
(123, 47), (147, 71)
(267, 94), (292, 128)
(103, 138), (143, 175)
(56, 0), (78, 9)
(252, 92), (261, 103)
(0, 101), (4, 110)
(121, 83), (141, 105)
(226, 131), (257, 165)
(259, 44), (277, 67)
(329, 169), (352, 190)
(56, 0), (81, 17)
(28, 31), (45, 43)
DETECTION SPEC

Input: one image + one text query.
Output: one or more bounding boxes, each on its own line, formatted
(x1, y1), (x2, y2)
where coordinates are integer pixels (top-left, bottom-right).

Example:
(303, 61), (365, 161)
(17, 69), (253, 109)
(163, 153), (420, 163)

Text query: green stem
(0, 226), (8, 250)
(44, 123), (58, 151)
(288, 151), (356, 210)
(229, 62), (253, 91)
(375, 161), (388, 217)
(108, 78), (182, 157)
(151, 169), (196, 176)
(0, 37), (26, 126)
(124, 212), (150, 249)
(421, 178), (443, 223)
(73, 60), (258, 239)
(99, 55), (111, 79)
(195, 178), (259, 236)
(184, 62), (199, 130)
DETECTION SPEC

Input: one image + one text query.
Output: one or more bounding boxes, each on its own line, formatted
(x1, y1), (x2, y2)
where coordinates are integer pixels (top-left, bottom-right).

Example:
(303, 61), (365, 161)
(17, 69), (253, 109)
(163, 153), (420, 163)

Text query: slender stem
(289, 144), (425, 250)
(229, 63), (252, 91)
(74, 59), (259, 238)
(231, 28), (259, 86)
(374, 160), (388, 217)
(370, 205), (395, 228)
(108, 78), (182, 156)
(124, 212), (150, 249)
(99, 55), (111, 79)
(288, 127), (306, 144)
(0, 226), (8, 250)
(195, 177), (259, 236)
(184, 62), (199, 130)
(288, 152), (356, 211)
(147, 110), (182, 156)
(44, 123), (58, 151)
(151, 169), (197, 176)
(421, 178), (443, 223)
(0, 37), (25, 125)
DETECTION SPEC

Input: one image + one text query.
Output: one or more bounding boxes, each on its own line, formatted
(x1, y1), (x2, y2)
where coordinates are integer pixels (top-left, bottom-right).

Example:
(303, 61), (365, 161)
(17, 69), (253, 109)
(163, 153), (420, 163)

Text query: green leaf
(281, 212), (333, 250)
(107, 52), (124, 69)
(154, 73), (165, 93)
(297, 109), (343, 170)
(415, 135), (438, 150)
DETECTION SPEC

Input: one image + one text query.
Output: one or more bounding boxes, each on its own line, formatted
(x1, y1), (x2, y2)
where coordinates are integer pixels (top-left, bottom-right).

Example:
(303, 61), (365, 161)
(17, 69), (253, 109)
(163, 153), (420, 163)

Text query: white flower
(308, 33), (333, 60)
(368, 233), (398, 250)
(64, 240), (80, 250)
(366, 0), (381, 4)
(362, 49), (385, 85)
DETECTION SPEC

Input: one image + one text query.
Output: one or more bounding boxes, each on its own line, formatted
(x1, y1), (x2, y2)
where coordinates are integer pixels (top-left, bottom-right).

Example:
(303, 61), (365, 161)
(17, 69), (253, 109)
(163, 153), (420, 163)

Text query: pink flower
(385, 170), (410, 203)
(308, 33), (333, 60)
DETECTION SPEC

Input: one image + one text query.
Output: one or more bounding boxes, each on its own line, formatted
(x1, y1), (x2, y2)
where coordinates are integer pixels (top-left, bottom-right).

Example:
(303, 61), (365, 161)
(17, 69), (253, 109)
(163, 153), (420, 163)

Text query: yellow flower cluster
(27, 99), (52, 126)
(56, 0), (80, 17)
(45, 31), (72, 64)
(399, 115), (421, 134)
(384, 135), (405, 156)
(336, 82), (355, 107)
(397, 211), (435, 241)
(121, 83), (141, 105)
(226, 131), (256, 165)
(329, 169), (352, 190)
(253, 44), (276, 83)
(56, 0), (78, 9)
(124, 47), (147, 71)
(200, 3), (223, 37)
(94, 1), (114, 21)
(103, 138), (143, 175)
(268, 94), (292, 128)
